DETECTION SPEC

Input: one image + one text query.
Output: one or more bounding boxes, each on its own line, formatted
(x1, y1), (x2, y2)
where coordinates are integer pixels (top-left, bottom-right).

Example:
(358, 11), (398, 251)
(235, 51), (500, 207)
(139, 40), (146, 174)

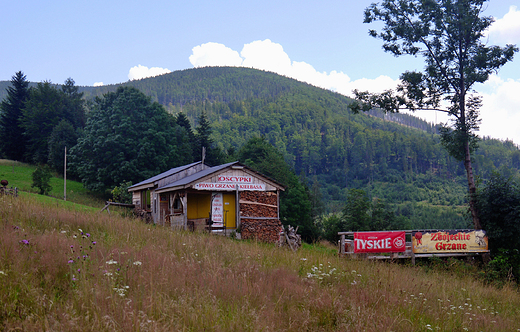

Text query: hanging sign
(354, 231), (406, 253)
(211, 193), (224, 227)
(412, 230), (488, 253)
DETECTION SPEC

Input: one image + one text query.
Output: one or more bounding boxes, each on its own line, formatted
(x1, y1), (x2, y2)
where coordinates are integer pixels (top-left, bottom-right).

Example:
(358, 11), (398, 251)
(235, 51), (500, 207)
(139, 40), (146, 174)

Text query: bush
(31, 165), (52, 195)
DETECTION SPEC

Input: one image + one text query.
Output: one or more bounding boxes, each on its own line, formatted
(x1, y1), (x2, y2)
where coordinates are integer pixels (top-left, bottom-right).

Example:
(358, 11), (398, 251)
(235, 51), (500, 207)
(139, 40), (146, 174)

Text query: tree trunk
(463, 139), (481, 230)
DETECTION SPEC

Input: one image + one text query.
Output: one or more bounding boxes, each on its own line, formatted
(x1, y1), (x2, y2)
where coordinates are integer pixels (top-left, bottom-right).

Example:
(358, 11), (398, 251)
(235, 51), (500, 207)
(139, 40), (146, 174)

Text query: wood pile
(133, 206), (152, 224)
(239, 191), (280, 243)
(240, 218), (282, 243)
(240, 191), (277, 218)
(278, 225), (301, 251)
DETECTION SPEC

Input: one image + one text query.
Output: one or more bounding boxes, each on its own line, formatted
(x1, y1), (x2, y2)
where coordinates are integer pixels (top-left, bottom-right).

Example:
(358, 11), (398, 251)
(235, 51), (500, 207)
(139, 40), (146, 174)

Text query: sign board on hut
(211, 193), (224, 228)
(194, 175), (266, 191)
(412, 230), (488, 254)
(354, 231), (406, 253)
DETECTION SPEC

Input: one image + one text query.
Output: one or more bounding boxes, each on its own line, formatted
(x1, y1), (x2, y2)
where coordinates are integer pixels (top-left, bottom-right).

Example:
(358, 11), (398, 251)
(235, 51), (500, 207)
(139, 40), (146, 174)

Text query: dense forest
(2, 67), (520, 233)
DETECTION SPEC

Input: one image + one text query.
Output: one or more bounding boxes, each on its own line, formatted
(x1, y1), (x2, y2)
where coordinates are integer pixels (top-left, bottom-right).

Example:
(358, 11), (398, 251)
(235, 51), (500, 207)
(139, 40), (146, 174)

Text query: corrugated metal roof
(155, 161), (239, 192)
(128, 161), (202, 189)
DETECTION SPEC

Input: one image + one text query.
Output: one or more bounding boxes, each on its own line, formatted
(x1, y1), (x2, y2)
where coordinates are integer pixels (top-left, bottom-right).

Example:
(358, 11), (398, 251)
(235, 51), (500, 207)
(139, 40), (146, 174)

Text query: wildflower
(0, 271), (6, 276)
(19, 239), (29, 245)
(86, 233), (90, 237)
(68, 259), (74, 264)
(104, 272), (113, 277)
(60, 230), (67, 234)
(70, 245), (74, 248)
(133, 261), (142, 266)
(300, 258), (307, 261)
(73, 235), (77, 239)
(106, 259), (118, 265)
(92, 241), (97, 245)
(79, 229), (83, 233)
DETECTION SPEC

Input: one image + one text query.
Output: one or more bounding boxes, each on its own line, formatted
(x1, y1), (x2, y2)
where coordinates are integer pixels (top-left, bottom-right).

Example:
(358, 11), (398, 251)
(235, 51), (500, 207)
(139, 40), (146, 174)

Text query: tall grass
(1, 194), (519, 331)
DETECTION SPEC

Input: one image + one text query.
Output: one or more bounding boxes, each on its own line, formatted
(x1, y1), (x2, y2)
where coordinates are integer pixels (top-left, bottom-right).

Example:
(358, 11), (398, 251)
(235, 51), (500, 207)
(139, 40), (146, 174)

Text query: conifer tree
(0, 71), (29, 161)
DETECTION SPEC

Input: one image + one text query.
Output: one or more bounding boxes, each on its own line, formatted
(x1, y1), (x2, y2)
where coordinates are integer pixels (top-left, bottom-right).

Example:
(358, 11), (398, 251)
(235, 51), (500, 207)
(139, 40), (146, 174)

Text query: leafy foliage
(237, 137), (319, 242)
(476, 172), (520, 252)
(47, 119), (79, 174)
(70, 86), (192, 194)
(31, 164), (52, 195)
(111, 181), (133, 204)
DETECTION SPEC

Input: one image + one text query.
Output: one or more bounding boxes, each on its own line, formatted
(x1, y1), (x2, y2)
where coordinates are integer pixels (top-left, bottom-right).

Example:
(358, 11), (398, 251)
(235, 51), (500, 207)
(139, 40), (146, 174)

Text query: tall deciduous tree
(0, 71), (29, 161)
(352, 0), (517, 229)
(70, 86), (192, 193)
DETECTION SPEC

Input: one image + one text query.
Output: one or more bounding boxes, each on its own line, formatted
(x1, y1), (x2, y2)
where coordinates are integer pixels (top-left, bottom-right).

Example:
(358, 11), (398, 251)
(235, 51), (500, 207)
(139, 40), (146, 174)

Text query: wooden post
(340, 234), (345, 255)
(64, 146), (67, 201)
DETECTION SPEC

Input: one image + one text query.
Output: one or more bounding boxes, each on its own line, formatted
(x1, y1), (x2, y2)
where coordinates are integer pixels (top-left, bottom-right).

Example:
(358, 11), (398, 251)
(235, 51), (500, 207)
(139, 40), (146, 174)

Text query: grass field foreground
(1, 194), (520, 331)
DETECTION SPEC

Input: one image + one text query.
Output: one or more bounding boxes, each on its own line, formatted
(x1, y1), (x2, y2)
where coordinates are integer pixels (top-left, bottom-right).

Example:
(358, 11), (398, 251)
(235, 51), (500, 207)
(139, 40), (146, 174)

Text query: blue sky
(2, 0), (519, 144)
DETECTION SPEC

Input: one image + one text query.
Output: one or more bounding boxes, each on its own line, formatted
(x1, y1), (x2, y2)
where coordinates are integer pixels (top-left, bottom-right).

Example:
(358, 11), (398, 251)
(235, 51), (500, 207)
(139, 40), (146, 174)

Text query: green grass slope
(0, 159), (103, 208)
(1, 194), (519, 330)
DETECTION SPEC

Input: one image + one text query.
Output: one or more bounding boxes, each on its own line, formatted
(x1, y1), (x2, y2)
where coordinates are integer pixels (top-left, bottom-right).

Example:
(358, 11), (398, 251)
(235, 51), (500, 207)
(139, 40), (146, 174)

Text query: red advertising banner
(354, 231), (406, 253)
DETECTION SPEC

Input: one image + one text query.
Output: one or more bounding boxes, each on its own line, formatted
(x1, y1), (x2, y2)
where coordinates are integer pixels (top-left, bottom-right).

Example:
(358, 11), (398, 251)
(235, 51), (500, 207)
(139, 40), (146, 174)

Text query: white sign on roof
(217, 175), (253, 183)
(193, 182), (266, 191)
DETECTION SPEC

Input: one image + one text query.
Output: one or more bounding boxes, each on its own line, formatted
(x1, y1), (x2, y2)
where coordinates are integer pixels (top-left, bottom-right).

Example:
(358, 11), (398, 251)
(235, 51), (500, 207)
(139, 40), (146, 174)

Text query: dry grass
(1, 194), (519, 331)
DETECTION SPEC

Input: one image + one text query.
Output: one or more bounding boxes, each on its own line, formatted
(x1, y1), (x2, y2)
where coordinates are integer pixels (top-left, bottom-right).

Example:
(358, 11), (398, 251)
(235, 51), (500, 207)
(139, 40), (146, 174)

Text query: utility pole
(64, 146), (67, 201)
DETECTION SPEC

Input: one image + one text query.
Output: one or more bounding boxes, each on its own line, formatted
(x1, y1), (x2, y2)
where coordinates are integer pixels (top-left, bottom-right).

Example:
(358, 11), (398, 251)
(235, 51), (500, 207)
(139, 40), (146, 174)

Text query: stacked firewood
(240, 218), (282, 243)
(240, 191), (277, 218)
(239, 191), (280, 243)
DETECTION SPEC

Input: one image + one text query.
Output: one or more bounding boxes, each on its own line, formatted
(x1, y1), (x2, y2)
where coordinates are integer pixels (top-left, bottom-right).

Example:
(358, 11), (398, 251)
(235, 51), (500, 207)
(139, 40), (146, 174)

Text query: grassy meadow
(1, 192), (520, 331)
(0, 159), (104, 208)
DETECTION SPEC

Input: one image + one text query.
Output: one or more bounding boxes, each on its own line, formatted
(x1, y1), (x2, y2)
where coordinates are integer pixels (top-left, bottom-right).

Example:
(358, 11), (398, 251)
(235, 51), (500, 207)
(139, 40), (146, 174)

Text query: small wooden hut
(128, 161), (285, 242)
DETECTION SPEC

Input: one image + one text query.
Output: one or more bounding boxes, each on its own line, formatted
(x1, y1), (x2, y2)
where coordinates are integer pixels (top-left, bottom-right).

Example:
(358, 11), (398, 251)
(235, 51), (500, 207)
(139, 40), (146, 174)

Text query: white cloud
(93, 82), (104, 87)
(128, 65), (171, 81)
(241, 39), (292, 75)
(477, 75), (520, 143)
(189, 42), (243, 67)
(487, 5), (520, 44)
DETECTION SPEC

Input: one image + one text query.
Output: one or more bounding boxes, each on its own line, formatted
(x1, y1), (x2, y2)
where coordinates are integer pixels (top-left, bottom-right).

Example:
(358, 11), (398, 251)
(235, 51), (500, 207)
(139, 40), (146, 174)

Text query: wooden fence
(0, 186), (18, 197)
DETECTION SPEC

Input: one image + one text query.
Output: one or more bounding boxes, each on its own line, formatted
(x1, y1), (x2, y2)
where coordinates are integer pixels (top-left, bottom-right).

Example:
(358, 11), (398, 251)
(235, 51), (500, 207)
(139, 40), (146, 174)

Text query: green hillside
(86, 67), (519, 229)
(2, 67), (520, 230)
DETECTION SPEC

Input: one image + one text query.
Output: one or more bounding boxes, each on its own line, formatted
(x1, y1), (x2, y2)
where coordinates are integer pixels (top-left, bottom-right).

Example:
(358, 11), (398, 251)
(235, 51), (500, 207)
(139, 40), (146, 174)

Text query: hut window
(173, 196), (182, 213)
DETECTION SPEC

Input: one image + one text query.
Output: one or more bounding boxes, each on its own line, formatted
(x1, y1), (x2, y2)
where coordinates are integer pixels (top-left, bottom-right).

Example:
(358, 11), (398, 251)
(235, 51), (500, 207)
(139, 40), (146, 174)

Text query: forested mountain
(2, 67), (519, 230)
